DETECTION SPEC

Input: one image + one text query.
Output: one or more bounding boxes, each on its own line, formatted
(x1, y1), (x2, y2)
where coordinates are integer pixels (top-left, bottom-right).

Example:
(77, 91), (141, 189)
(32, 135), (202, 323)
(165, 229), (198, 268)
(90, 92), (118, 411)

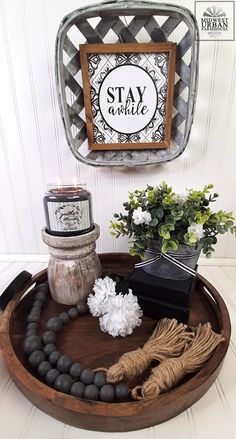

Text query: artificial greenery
(110, 182), (236, 259)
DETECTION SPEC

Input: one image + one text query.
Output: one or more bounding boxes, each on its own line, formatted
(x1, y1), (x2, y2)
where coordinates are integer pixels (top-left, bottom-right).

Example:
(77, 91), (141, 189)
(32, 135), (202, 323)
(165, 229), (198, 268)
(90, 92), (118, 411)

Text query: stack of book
(123, 268), (197, 323)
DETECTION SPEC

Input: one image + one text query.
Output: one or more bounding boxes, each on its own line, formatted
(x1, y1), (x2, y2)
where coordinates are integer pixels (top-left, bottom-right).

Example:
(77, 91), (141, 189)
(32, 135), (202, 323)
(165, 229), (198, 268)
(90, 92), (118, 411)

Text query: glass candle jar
(43, 184), (94, 236)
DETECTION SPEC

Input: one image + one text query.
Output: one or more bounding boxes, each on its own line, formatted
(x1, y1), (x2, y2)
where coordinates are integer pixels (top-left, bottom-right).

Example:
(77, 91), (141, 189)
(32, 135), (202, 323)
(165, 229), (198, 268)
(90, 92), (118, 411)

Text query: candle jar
(43, 184), (94, 236)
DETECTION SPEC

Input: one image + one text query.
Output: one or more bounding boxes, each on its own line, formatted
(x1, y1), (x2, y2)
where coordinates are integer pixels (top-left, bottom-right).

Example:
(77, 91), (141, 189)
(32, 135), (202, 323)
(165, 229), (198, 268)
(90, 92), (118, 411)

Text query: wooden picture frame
(80, 43), (176, 151)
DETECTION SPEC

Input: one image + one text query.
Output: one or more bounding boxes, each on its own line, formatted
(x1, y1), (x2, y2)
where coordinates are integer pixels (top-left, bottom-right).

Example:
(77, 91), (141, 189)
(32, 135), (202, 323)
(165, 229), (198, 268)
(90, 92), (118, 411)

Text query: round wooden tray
(0, 253), (231, 432)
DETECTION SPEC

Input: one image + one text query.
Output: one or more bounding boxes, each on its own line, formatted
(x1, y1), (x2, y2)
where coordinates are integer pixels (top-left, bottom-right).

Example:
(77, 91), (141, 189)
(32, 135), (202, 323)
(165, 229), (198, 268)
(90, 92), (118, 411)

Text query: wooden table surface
(0, 256), (236, 439)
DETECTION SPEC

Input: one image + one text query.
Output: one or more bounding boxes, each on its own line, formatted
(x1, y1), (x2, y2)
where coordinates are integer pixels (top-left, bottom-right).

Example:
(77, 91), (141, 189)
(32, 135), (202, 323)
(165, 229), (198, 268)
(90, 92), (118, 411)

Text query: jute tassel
(132, 322), (224, 400)
(106, 318), (193, 384)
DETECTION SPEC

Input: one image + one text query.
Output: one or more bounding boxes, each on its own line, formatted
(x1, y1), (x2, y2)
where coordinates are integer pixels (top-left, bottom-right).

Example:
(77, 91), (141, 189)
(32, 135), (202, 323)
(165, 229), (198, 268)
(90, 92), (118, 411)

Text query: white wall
(0, 0), (236, 257)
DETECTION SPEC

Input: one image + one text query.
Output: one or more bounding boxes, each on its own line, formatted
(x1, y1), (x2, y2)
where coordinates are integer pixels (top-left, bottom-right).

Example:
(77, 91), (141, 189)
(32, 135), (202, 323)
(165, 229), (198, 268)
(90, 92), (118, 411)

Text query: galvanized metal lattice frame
(55, 0), (199, 167)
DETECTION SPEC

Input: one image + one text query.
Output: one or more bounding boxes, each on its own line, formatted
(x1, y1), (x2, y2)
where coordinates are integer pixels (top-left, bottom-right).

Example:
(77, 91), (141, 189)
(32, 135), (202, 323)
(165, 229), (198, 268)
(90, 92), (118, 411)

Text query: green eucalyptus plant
(110, 182), (236, 259)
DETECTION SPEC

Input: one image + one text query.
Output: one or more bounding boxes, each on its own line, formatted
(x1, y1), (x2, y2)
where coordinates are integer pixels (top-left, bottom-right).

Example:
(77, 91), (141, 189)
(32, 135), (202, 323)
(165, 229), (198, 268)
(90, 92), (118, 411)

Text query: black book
(127, 267), (196, 308)
(136, 294), (189, 323)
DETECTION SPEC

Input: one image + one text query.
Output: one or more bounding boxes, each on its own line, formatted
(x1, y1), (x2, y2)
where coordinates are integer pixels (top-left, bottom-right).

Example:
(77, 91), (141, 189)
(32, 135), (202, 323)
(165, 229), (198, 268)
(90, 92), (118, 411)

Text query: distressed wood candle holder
(41, 224), (101, 305)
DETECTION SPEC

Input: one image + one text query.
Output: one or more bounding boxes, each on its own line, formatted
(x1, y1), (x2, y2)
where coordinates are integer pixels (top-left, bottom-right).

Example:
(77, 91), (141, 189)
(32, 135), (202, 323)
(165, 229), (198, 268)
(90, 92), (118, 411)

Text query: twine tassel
(132, 323), (224, 400)
(106, 318), (193, 383)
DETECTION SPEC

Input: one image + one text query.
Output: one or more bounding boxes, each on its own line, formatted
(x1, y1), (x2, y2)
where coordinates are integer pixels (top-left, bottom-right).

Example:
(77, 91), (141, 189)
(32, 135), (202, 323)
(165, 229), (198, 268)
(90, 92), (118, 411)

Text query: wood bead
(42, 331), (56, 344)
(43, 343), (56, 356)
(84, 385), (99, 401)
(93, 371), (106, 388)
(100, 384), (115, 403)
(35, 291), (47, 301)
(48, 351), (61, 366)
(25, 329), (37, 337)
(115, 383), (130, 401)
(70, 382), (85, 398)
(27, 322), (38, 330)
(46, 317), (63, 333)
(23, 336), (42, 355)
(54, 374), (73, 394)
(68, 308), (78, 319)
(45, 368), (60, 385)
(59, 312), (69, 323)
(28, 350), (46, 368)
(80, 368), (94, 385)
(37, 361), (52, 377)
(27, 313), (41, 323)
(69, 362), (82, 379)
(76, 302), (89, 314)
(57, 355), (73, 373)
(32, 300), (43, 308)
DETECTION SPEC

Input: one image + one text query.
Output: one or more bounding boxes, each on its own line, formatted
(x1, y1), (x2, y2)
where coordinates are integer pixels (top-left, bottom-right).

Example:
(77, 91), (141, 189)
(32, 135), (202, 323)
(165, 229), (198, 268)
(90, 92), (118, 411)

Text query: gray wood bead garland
(23, 281), (130, 403)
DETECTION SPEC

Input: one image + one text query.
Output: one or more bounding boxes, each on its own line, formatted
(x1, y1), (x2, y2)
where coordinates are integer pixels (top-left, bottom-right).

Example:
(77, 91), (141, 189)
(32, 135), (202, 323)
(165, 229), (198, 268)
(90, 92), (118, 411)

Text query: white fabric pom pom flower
(87, 277), (143, 337)
(99, 289), (143, 337)
(87, 276), (116, 317)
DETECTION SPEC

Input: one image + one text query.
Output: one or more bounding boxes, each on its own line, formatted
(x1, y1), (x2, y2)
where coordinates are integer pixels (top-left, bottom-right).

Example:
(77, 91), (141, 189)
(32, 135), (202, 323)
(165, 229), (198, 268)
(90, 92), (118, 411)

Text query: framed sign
(80, 43), (176, 151)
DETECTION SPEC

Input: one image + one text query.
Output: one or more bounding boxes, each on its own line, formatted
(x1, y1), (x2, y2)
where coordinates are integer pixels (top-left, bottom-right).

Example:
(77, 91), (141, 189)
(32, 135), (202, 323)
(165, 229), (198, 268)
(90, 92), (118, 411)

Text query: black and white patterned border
(87, 51), (169, 144)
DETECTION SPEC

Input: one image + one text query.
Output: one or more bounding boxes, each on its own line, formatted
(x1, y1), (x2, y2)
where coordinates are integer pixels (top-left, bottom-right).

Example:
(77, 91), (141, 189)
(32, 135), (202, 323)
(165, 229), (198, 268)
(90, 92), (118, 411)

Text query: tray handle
(0, 271), (32, 311)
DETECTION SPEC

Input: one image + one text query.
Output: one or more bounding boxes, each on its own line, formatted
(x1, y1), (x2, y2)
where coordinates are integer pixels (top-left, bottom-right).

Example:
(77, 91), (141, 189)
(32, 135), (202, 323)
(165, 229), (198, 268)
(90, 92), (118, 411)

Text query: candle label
(47, 200), (90, 232)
